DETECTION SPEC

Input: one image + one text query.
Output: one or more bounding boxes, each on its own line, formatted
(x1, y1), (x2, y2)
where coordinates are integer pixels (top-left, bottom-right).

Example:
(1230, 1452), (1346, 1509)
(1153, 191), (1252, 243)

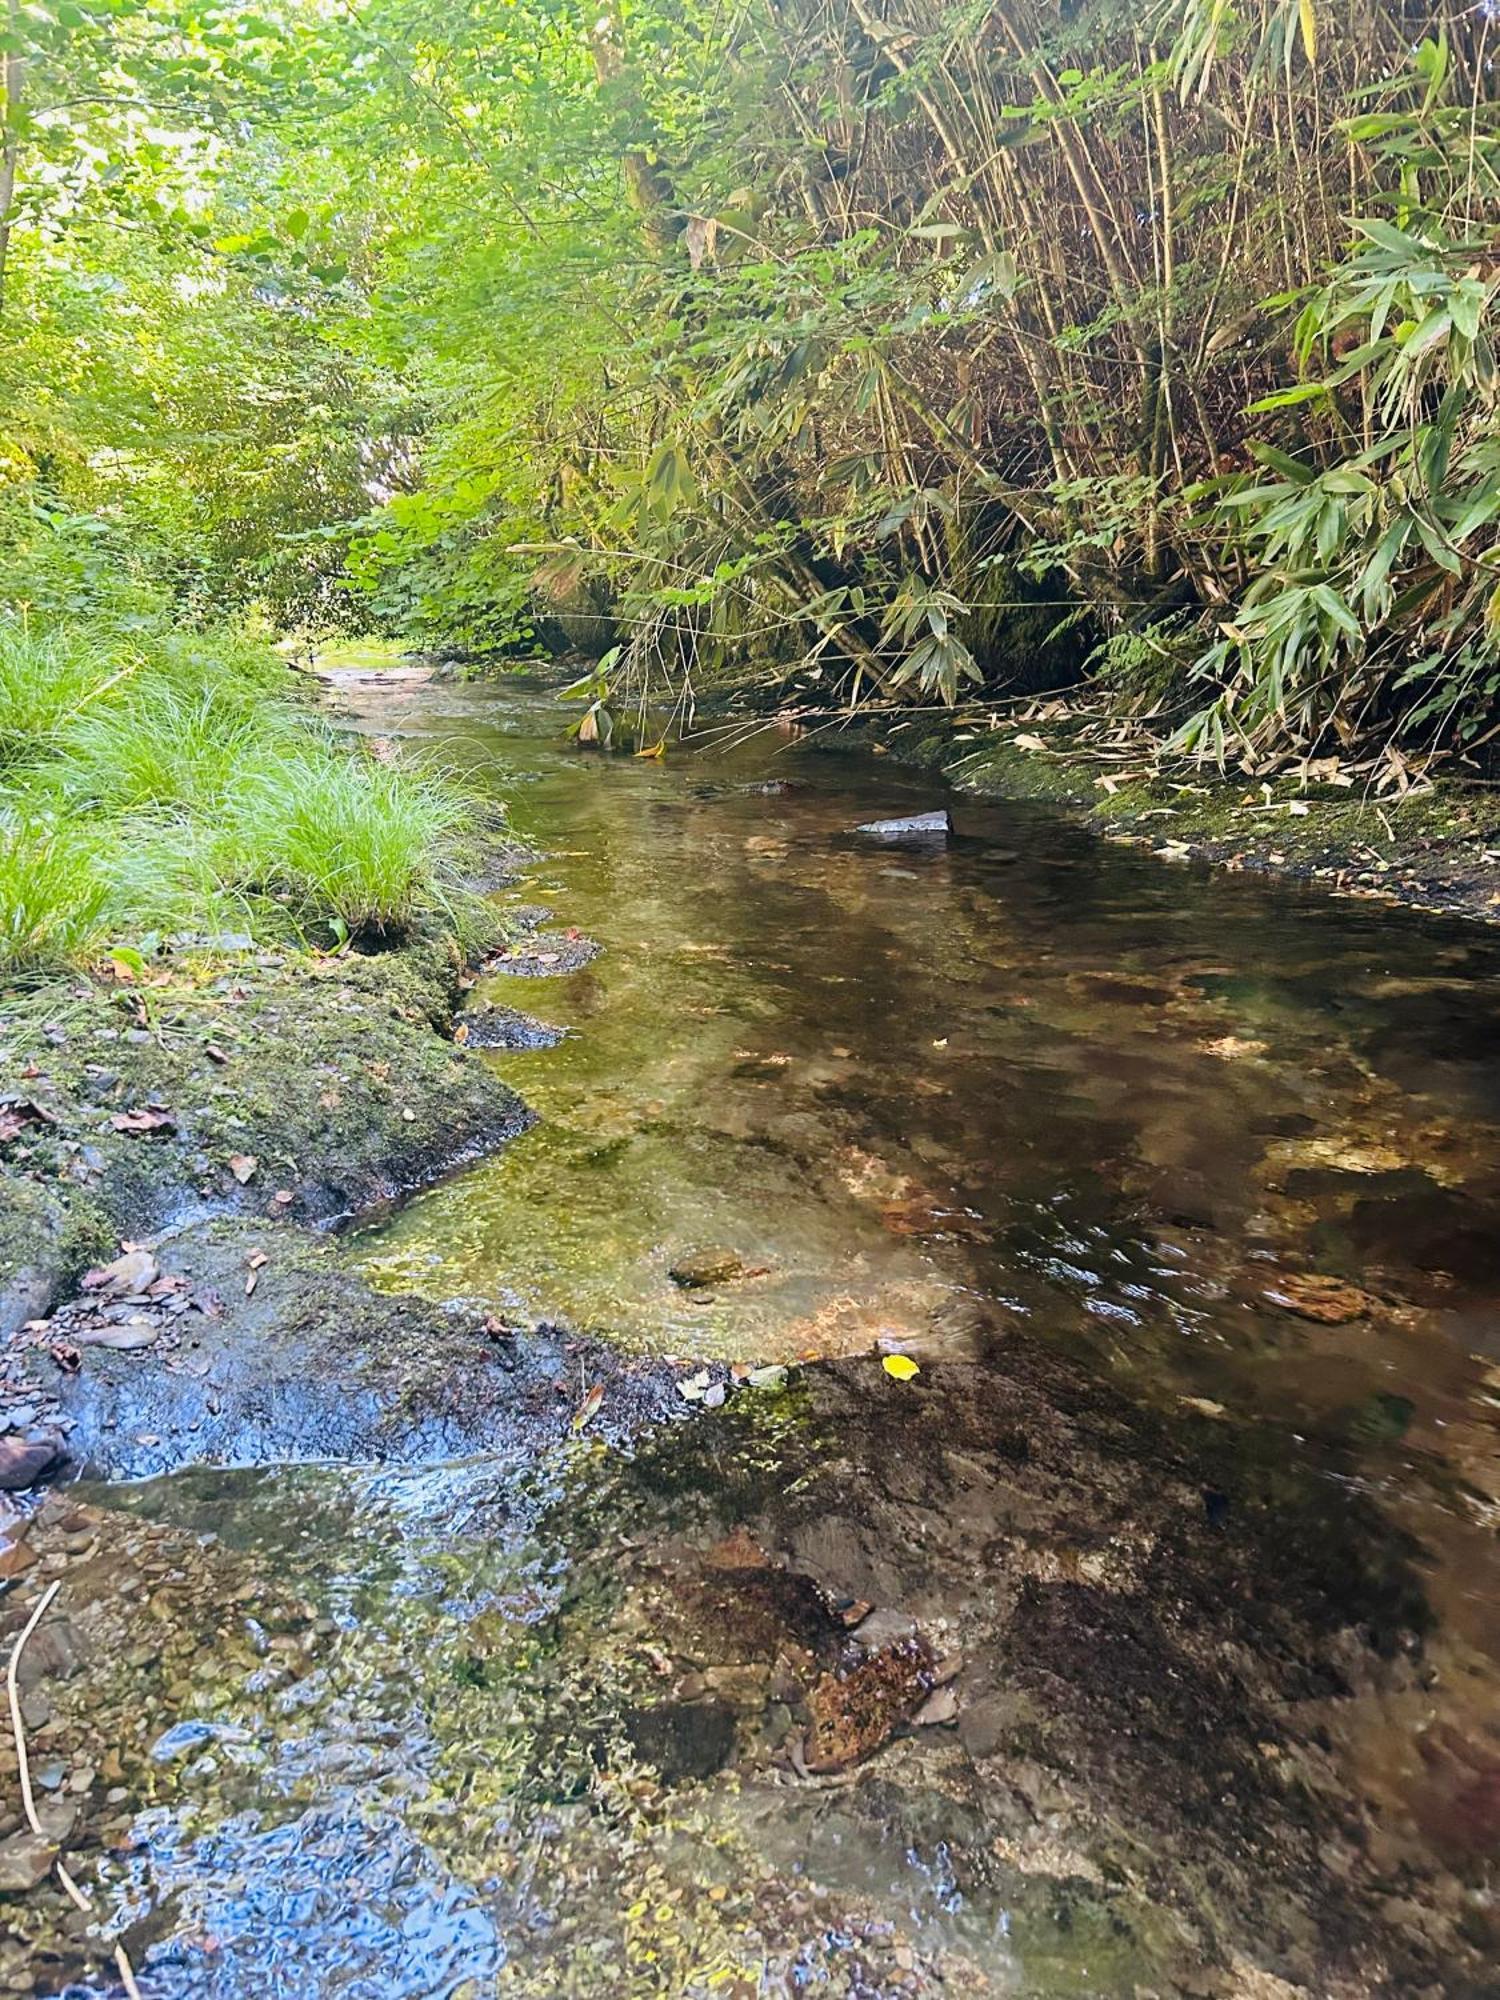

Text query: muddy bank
(823, 720), (1500, 926)
(0, 938), (528, 1329)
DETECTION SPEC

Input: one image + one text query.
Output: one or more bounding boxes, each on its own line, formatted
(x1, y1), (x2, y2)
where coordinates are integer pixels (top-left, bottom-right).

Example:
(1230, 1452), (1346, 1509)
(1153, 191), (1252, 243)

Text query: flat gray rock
(853, 810), (951, 842)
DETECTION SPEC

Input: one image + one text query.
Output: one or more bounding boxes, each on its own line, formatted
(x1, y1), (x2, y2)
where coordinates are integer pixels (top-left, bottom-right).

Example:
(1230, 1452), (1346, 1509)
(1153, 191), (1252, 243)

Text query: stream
(21, 669), (1500, 1998)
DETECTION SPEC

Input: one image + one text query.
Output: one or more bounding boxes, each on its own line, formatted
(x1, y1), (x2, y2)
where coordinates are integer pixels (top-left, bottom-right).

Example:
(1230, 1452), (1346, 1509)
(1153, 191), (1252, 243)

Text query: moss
(0, 924), (531, 1286)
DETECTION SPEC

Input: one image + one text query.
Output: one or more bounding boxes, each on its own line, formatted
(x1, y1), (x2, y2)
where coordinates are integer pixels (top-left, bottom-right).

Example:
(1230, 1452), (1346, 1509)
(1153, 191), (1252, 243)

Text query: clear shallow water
(354, 678), (1500, 1438)
(24, 668), (1500, 1999)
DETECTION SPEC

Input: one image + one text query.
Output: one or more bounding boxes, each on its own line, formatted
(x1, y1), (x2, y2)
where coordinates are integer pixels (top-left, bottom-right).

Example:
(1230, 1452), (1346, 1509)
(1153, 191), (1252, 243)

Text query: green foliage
(0, 616), (481, 977)
(1182, 78), (1500, 761)
(0, 816), (111, 975)
(4, 0), (1500, 765)
(0, 623), (131, 767)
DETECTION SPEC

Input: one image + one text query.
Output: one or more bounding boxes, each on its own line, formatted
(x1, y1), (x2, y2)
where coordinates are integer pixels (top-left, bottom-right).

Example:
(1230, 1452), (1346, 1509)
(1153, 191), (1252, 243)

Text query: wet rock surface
(3, 1216), (681, 1483)
(7, 1327), (1487, 1998)
(456, 1002), (565, 1051)
(484, 929), (602, 977)
(0, 938), (533, 1332)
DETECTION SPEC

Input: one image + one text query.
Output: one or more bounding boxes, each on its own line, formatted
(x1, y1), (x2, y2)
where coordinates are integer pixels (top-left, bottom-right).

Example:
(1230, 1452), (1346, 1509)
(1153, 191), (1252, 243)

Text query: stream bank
(0, 892), (678, 1493)
(813, 717), (1500, 927)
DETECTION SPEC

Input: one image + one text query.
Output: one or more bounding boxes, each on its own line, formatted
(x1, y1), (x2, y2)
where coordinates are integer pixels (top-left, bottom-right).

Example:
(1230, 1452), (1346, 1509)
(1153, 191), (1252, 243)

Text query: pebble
(0, 1831), (54, 1895)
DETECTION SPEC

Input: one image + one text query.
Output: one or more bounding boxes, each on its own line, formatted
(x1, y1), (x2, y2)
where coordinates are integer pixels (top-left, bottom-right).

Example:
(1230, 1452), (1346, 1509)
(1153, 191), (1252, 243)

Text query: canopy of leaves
(4, 0), (1499, 764)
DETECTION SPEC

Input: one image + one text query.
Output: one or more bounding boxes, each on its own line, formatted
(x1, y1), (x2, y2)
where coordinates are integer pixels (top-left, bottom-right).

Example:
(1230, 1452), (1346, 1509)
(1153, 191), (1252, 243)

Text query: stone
(0, 1437), (59, 1492)
(0, 1832), (59, 1895)
(853, 810), (951, 843)
(914, 1684), (959, 1727)
(668, 1248), (747, 1289)
(803, 1637), (933, 1773)
(851, 1606), (918, 1651)
(623, 1698), (737, 1783)
(0, 1539), (36, 1580)
(1261, 1272), (1372, 1325)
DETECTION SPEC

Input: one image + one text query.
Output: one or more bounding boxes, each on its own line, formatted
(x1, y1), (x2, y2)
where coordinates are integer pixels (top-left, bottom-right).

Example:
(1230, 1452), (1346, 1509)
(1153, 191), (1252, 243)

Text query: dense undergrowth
(2, 1), (1498, 774)
(0, 614), (486, 979)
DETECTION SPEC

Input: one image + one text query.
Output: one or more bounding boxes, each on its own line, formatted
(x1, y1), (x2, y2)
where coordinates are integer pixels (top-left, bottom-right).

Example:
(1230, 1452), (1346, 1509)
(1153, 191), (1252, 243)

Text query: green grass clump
(224, 752), (469, 937)
(0, 616), (486, 981)
(0, 625), (133, 769)
(0, 815), (111, 973)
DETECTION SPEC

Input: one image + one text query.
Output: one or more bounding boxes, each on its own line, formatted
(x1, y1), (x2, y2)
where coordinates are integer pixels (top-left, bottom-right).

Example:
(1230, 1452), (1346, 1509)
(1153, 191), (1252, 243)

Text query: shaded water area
(15, 671), (1500, 1998)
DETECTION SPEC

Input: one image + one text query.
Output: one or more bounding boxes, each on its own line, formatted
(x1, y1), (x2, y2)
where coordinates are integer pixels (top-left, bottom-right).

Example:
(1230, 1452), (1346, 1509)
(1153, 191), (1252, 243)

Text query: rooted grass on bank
(0, 619), (492, 980)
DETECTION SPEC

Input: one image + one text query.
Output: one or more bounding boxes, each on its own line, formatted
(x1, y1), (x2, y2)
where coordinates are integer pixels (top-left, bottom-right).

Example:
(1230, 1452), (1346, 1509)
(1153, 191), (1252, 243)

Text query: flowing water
(20, 669), (1500, 1999)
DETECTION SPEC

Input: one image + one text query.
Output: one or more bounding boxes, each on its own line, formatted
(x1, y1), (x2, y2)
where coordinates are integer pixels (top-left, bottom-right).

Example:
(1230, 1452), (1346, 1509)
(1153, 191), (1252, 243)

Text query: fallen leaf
(205, 1044), (230, 1065)
(227, 1154), (258, 1185)
(573, 1383), (605, 1431)
(83, 1248), (159, 1295)
(0, 1097), (59, 1142)
(110, 1107), (175, 1135)
(745, 1364), (788, 1391)
(882, 1354), (920, 1382)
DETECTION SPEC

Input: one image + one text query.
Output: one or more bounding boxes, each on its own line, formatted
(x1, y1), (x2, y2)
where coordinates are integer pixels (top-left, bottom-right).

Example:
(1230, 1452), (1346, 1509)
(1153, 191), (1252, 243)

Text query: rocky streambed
(3, 667), (1499, 1999)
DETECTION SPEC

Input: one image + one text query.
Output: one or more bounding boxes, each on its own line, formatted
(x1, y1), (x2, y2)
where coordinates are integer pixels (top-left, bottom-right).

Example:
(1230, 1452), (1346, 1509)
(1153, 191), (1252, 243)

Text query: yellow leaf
(882, 1353), (920, 1381)
(1298, 0), (1316, 64)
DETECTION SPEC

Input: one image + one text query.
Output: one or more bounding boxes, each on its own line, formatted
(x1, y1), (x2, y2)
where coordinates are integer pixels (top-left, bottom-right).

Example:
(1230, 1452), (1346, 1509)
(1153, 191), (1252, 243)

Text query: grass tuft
(225, 751), (469, 938)
(0, 815), (111, 975)
(0, 617), (486, 979)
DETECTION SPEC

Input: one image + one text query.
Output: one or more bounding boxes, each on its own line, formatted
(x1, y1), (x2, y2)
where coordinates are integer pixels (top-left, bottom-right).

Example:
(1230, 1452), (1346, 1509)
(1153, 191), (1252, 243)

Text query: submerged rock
(803, 1636), (934, 1772)
(668, 1247), (748, 1289)
(1261, 1271), (1373, 1323)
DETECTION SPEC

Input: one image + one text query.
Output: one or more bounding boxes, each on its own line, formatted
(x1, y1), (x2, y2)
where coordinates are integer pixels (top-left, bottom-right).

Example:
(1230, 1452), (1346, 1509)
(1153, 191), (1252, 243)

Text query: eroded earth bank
(3, 668), (1499, 2000)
